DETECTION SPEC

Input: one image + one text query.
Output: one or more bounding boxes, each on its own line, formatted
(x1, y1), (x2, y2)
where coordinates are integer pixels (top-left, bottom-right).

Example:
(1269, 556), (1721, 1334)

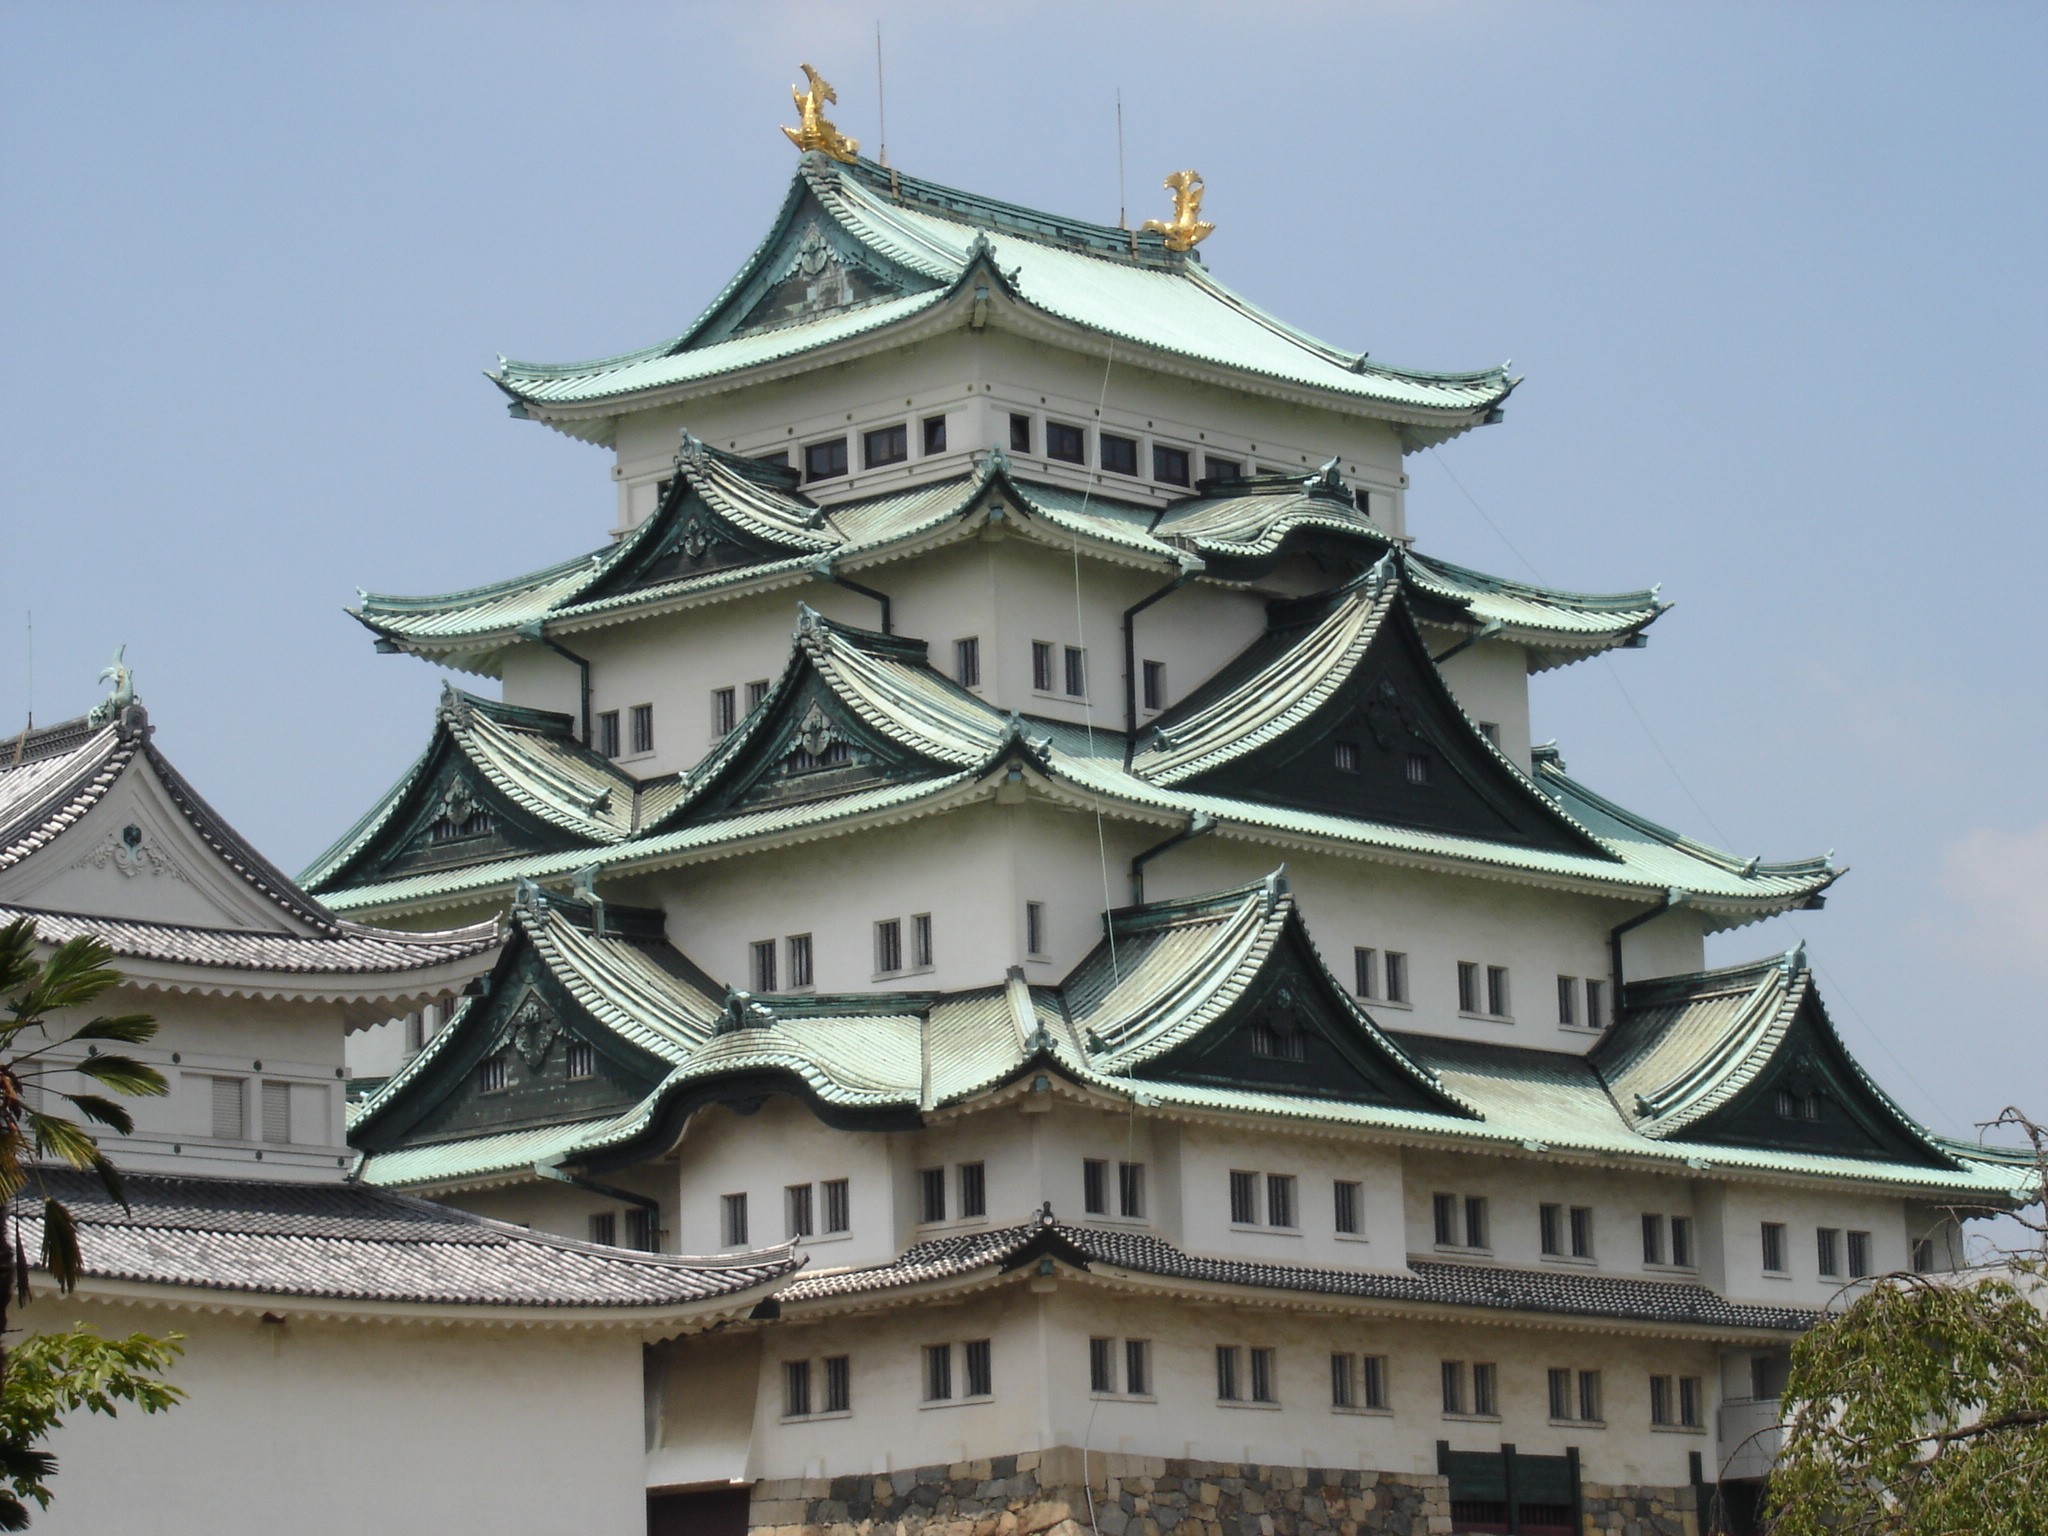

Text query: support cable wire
(1424, 449), (1957, 1130)
(1068, 342), (1122, 986)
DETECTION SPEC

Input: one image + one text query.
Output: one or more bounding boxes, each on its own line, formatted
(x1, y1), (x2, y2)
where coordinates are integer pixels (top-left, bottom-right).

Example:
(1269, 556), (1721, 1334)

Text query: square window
(596, 710), (621, 759)
(955, 637), (981, 688)
(477, 1057), (507, 1095)
(1671, 1215), (1695, 1268)
(918, 1167), (947, 1224)
(711, 688), (736, 738)
(912, 912), (934, 969)
(1473, 1362), (1497, 1417)
(1540, 1203), (1563, 1256)
(1099, 433), (1138, 476)
(787, 934), (814, 989)
(1047, 421), (1085, 463)
(722, 1192), (749, 1247)
(566, 1040), (595, 1079)
(1142, 659), (1166, 711)
(804, 437), (848, 482)
(964, 1339), (992, 1397)
(1762, 1221), (1788, 1274)
(1084, 1158), (1109, 1215)
(1031, 641), (1056, 692)
(1216, 1345), (1242, 1401)
(1333, 740), (1359, 773)
(922, 414), (948, 455)
(786, 1183), (814, 1239)
(1230, 1170), (1260, 1226)
(589, 1211), (616, 1247)
(1025, 901), (1048, 958)
(1333, 1180), (1362, 1235)
(1569, 1205), (1594, 1259)
(751, 939), (778, 993)
(959, 1161), (987, 1219)
(1063, 645), (1086, 697)
(1643, 1212), (1667, 1266)
(630, 703), (654, 755)
(784, 1359), (813, 1418)
(875, 918), (903, 974)
(822, 1178), (850, 1233)
(1457, 961), (1480, 1014)
(1125, 1339), (1151, 1396)
(924, 1343), (953, 1401)
(1202, 455), (1242, 481)
(1354, 947), (1378, 1000)
(1118, 1161), (1146, 1218)
(1266, 1173), (1297, 1229)
(824, 1355), (851, 1413)
(1090, 1336), (1115, 1394)
(1385, 951), (1409, 1004)
(863, 423), (908, 469)
(1558, 975), (1578, 1026)
(1249, 1346), (1276, 1403)
(1432, 1192), (1458, 1247)
(1847, 1230), (1872, 1279)
(1010, 413), (1033, 453)
(1152, 444), (1190, 486)
(1817, 1226), (1842, 1278)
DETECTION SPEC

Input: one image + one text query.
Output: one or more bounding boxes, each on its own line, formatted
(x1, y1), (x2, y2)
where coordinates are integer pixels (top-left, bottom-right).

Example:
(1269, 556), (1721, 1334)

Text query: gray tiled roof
(779, 1216), (1818, 1334)
(19, 1168), (796, 1310)
(0, 904), (497, 976)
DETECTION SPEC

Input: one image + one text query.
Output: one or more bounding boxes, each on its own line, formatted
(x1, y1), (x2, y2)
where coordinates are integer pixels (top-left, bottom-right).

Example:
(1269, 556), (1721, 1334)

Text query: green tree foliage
(0, 916), (183, 1526)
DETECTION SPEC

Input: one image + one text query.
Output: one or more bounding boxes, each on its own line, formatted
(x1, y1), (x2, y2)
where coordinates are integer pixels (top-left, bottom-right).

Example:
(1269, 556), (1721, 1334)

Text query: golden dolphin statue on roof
(1141, 169), (1215, 252)
(782, 64), (859, 164)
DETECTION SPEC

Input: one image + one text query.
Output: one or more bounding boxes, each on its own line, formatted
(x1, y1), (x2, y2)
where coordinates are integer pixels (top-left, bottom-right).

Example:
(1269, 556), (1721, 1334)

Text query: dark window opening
(1010, 413), (1033, 453)
(1141, 659), (1166, 711)
(1047, 420), (1085, 463)
(596, 711), (621, 759)
(922, 415), (948, 454)
(1152, 444), (1190, 486)
(1203, 455), (1242, 481)
(862, 423), (908, 468)
(630, 703), (654, 755)
(804, 437), (848, 482)
(1100, 433), (1138, 476)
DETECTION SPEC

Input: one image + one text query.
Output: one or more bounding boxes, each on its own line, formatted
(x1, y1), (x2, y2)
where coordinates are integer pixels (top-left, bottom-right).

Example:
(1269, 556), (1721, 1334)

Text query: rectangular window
(1569, 1205), (1594, 1259)
(1118, 1161), (1146, 1218)
(1406, 751), (1431, 786)
(924, 1343), (953, 1401)
(804, 437), (848, 482)
(1385, 951), (1409, 1004)
(954, 637), (981, 688)
(922, 414), (948, 455)
(1478, 720), (1499, 745)
(1585, 978), (1606, 1030)
(1549, 1367), (1573, 1421)
(1441, 1360), (1466, 1415)
(787, 933), (814, 989)
(1231, 1170), (1260, 1226)
(783, 1359), (812, 1418)
(1010, 413), (1033, 453)
(1333, 1180), (1362, 1235)
(1473, 1362), (1497, 1418)
(875, 918), (903, 975)
(630, 703), (654, 755)
(959, 1162), (987, 1219)
(786, 1183), (814, 1239)
(1249, 1346), (1276, 1403)
(1084, 1158), (1109, 1215)
(1540, 1203), (1563, 1256)
(1099, 433), (1138, 476)
(1025, 901), (1048, 957)
(624, 1208), (654, 1250)
(566, 1040), (595, 1079)
(751, 939), (778, 993)
(1913, 1237), (1935, 1272)
(1090, 1336), (1115, 1394)
(1762, 1221), (1788, 1274)
(1354, 947), (1378, 999)
(589, 1211), (617, 1246)
(918, 1167), (947, 1224)
(1063, 645), (1086, 697)
(1650, 1373), (1673, 1426)
(863, 423), (908, 469)
(1361, 1354), (1388, 1410)
(745, 679), (769, 713)
(1433, 1192), (1458, 1247)
(1847, 1230), (1872, 1279)
(711, 688), (736, 738)
(1203, 455), (1242, 481)
(1457, 961), (1480, 1014)
(1330, 1353), (1355, 1410)
(1141, 659), (1166, 712)
(822, 1178), (850, 1234)
(1047, 420), (1085, 463)
(1465, 1196), (1490, 1250)
(1031, 641), (1056, 692)
(596, 710), (621, 759)
(1679, 1375), (1701, 1428)
(1266, 1173), (1297, 1230)
(260, 1081), (291, 1145)
(477, 1057), (507, 1094)
(1643, 1212), (1667, 1266)
(1216, 1345), (1242, 1402)
(1125, 1339), (1151, 1396)
(823, 1355), (851, 1413)
(964, 1339), (992, 1397)
(1817, 1227), (1842, 1278)
(911, 912), (934, 969)
(1671, 1215), (1695, 1268)
(1487, 966), (1512, 1018)
(1152, 444), (1191, 486)
(1558, 975), (1578, 1026)
(722, 1192), (748, 1247)
(1578, 1370), (1602, 1423)
(1332, 740), (1359, 772)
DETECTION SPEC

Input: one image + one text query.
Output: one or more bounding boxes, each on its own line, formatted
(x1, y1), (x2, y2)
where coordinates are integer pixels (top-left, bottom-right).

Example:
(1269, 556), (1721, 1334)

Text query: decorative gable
(689, 193), (937, 345)
(693, 674), (913, 815)
(363, 749), (577, 882)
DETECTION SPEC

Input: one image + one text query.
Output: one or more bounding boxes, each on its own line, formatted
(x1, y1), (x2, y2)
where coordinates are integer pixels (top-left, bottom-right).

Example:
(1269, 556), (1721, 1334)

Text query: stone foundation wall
(1580, 1481), (1698, 1536)
(751, 1449), (1451, 1536)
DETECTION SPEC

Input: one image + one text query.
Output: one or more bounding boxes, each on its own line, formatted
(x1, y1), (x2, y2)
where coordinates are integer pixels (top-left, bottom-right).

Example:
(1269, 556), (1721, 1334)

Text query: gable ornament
(782, 64), (859, 163)
(1361, 680), (1421, 751)
(70, 822), (189, 882)
(507, 990), (563, 1069)
(1141, 170), (1215, 253)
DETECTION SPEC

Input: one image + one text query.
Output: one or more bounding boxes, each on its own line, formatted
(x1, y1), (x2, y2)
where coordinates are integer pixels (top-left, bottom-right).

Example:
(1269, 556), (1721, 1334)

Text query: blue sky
(3, 3), (2042, 1142)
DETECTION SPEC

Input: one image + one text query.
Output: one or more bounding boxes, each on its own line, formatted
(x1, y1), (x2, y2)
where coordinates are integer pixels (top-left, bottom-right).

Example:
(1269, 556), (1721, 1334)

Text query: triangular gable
(1137, 560), (1610, 858)
(1596, 954), (1954, 1167)
(1067, 875), (1471, 1115)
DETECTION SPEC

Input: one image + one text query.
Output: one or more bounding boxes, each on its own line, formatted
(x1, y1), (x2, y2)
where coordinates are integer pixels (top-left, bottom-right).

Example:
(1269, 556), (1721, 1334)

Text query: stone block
(1018, 1500), (1074, 1534)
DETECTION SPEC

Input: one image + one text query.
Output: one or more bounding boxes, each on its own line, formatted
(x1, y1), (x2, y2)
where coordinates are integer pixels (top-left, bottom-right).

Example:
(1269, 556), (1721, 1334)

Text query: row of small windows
(1761, 1221), (1882, 1280)
(721, 1179), (854, 1246)
(205, 1075), (302, 1146)
(743, 904), (1054, 995)
(1435, 1195), (1702, 1273)
(595, 703), (655, 759)
(478, 1040), (595, 1095)
(586, 1208), (657, 1251)
(919, 1162), (987, 1223)
(789, 416), (950, 484)
(1352, 954), (1606, 1030)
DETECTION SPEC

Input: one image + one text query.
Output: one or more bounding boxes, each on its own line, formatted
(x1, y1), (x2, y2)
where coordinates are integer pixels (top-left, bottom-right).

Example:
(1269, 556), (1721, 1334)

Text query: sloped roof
(493, 155), (1512, 439)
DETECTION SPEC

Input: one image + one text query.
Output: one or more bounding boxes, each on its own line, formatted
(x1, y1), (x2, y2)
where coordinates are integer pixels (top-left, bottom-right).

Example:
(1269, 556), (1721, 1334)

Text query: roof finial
(86, 645), (137, 728)
(1140, 170), (1214, 253)
(783, 64), (859, 163)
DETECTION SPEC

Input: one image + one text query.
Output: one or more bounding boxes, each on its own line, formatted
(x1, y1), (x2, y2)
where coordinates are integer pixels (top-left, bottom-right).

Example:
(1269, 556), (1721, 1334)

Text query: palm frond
(37, 1199), (79, 1293)
(62, 1016), (157, 1047)
(67, 1055), (166, 1097)
(56, 1094), (134, 1136)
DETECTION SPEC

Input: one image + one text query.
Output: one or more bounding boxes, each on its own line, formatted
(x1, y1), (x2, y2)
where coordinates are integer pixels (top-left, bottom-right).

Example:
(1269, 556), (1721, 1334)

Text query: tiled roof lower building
(17, 1167), (795, 1311)
(0, 904), (497, 976)
(779, 1216), (1819, 1335)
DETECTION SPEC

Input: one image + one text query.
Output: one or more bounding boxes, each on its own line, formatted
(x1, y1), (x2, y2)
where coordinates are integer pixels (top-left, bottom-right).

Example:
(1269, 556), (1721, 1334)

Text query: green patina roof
(310, 610), (1833, 924)
(352, 456), (1665, 677)
(492, 155), (1513, 437)
(352, 881), (2023, 1204)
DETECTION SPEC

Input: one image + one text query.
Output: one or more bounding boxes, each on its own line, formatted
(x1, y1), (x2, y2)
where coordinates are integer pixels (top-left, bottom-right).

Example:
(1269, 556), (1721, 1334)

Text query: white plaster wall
(1176, 1122), (1405, 1271)
(25, 1299), (649, 1536)
(671, 1099), (901, 1265)
(1711, 1180), (1915, 1308)
(1433, 639), (1534, 773)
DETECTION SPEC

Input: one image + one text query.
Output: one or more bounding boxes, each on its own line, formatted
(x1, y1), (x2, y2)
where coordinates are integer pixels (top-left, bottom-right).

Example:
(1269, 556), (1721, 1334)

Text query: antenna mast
(875, 23), (888, 167)
(1116, 90), (1127, 228)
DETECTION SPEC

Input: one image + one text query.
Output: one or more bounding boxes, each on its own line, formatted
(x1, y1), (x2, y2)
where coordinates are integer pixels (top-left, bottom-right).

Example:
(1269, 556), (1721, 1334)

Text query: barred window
(630, 703), (654, 755)
(1229, 1169), (1259, 1226)
(1125, 1340), (1150, 1396)
(784, 1359), (812, 1418)
(1090, 1336), (1115, 1394)
(823, 1355), (851, 1413)
(923, 1343), (952, 1401)
(964, 1339), (992, 1397)
(1249, 1347), (1276, 1403)
(566, 1040), (595, 1079)
(721, 1192), (748, 1247)
(918, 1167), (946, 1224)
(1118, 1161), (1145, 1218)
(786, 1183), (814, 1239)
(1216, 1345), (1242, 1401)
(959, 1162), (987, 1219)
(1333, 1180), (1362, 1236)
(822, 1178), (850, 1233)
(1084, 1159), (1109, 1215)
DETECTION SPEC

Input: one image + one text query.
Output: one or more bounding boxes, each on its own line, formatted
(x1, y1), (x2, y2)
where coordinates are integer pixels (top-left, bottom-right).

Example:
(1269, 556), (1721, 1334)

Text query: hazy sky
(3, 4), (2042, 1141)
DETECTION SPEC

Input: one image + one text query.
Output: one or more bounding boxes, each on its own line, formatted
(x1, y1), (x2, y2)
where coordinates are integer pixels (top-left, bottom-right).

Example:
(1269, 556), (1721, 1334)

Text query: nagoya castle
(292, 71), (2019, 1536)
